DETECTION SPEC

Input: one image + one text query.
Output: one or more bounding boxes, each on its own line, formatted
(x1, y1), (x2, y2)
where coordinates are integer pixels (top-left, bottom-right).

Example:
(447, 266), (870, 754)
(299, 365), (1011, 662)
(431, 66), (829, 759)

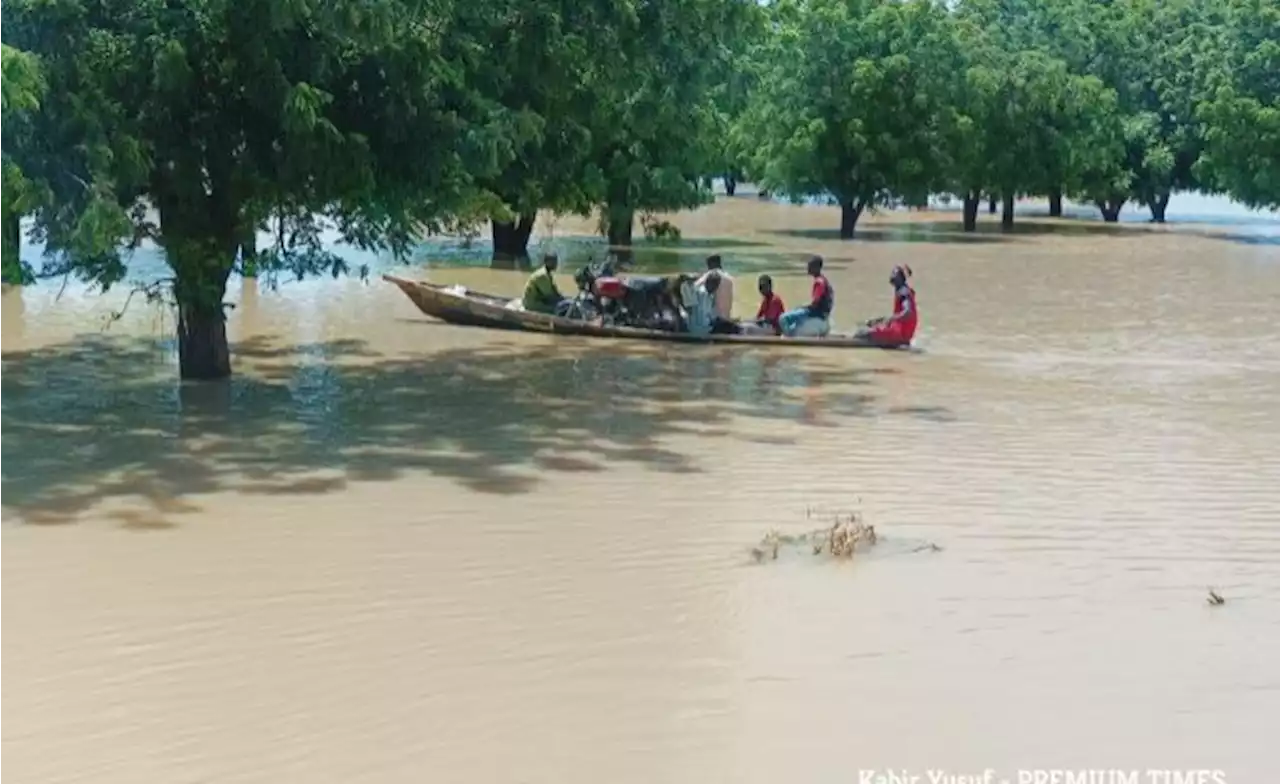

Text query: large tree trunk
(2, 210), (22, 284)
(176, 294), (231, 380)
(839, 199), (864, 239)
(1148, 192), (1170, 223)
(962, 190), (981, 232)
(1096, 198), (1125, 223)
(491, 212), (536, 261)
(155, 167), (240, 380)
(604, 205), (634, 247)
(1048, 187), (1063, 218)
(988, 195), (998, 214)
(724, 176), (737, 197)
(170, 238), (233, 380)
(702, 176), (714, 191)
(1001, 193), (1016, 230)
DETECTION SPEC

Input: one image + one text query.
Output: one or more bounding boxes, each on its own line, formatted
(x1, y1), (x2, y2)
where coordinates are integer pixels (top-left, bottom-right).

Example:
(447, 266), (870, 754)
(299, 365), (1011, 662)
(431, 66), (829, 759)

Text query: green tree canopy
(588, 0), (755, 247)
(3, 0), (515, 378)
(951, 0), (1234, 222)
(1072, 0), (1232, 221)
(707, 2), (768, 197)
(1197, 0), (1280, 209)
(740, 0), (965, 238)
(467, 0), (631, 259)
(947, 2), (1125, 230)
(2, 43), (47, 283)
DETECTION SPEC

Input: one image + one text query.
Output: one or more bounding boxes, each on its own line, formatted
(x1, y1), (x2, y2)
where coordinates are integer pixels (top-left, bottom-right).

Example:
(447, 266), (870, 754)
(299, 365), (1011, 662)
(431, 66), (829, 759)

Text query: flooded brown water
(4, 197), (1280, 783)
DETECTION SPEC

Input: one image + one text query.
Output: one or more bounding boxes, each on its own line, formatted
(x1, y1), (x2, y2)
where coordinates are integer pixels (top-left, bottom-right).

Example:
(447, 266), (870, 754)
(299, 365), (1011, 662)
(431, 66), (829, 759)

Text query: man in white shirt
(684, 272), (721, 336)
(696, 254), (734, 319)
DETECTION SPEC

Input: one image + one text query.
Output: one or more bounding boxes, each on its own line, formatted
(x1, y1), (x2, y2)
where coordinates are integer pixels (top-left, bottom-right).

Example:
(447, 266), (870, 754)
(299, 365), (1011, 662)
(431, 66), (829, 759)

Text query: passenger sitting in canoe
(695, 254), (735, 320)
(521, 253), (567, 315)
(778, 255), (833, 337)
(685, 272), (736, 336)
(755, 274), (786, 333)
(858, 265), (918, 346)
(737, 274), (787, 336)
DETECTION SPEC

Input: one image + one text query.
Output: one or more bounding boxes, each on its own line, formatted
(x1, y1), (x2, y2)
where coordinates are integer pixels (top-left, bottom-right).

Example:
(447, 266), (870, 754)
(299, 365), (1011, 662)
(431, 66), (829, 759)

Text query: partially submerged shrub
(750, 510), (877, 563)
(640, 213), (682, 241)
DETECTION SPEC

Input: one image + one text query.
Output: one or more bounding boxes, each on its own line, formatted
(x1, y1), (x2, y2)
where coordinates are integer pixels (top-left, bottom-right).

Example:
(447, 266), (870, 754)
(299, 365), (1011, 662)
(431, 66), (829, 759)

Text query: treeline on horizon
(2, 0), (1276, 379)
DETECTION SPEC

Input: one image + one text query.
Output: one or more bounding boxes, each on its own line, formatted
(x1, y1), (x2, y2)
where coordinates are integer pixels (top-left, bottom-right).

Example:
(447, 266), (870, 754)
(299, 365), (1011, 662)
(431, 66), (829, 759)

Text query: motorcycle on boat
(563, 257), (690, 332)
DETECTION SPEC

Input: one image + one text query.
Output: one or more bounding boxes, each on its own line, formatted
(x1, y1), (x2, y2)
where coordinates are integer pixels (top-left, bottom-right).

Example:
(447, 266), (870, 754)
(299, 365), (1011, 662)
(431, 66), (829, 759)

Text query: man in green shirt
(521, 253), (567, 314)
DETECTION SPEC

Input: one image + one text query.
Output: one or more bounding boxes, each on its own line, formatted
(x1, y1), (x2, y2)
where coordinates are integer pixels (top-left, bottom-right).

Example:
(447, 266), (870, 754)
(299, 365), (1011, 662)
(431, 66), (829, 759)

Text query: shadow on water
(1, 335), (950, 526)
(1041, 217), (1280, 248)
(1212, 232), (1280, 248)
(632, 237), (764, 250)
(765, 219), (1141, 244)
(1010, 206), (1280, 248)
(767, 227), (1003, 244)
(480, 244), (788, 277)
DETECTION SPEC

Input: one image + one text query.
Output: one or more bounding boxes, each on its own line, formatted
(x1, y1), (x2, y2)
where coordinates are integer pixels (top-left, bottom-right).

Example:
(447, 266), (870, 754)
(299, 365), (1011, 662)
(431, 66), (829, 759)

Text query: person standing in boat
(778, 256), (833, 337)
(859, 265), (918, 346)
(521, 253), (567, 314)
(696, 254), (735, 320)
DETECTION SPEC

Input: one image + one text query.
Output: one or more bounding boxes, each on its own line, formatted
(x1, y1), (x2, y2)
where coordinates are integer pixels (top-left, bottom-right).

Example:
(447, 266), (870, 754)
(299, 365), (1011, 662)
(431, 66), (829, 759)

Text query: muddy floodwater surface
(3, 196), (1280, 783)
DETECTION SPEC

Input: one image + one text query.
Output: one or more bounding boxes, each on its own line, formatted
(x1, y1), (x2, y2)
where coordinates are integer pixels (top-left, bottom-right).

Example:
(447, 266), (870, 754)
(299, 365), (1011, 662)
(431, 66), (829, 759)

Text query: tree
(951, 0), (1101, 216)
(962, 0), (1141, 224)
(1197, 0), (1280, 210)
(1125, 0), (1227, 221)
(708, 4), (767, 198)
(946, 8), (1124, 232)
(588, 0), (751, 248)
(3, 0), (512, 379)
(468, 0), (629, 260)
(1063, 0), (1232, 222)
(741, 0), (963, 239)
(1, 44), (46, 284)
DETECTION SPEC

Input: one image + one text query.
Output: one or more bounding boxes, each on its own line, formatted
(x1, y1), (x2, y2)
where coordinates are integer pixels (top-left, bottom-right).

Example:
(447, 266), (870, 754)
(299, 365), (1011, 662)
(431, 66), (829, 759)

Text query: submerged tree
(587, 0), (751, 248)
(1197, 0), (1280, 210)
(1121, 0), (1228, 221)
(2, 0), (512, 379)
(946, 10), (1124, 233)
(741, 0), (963, 239)
(708, 5), (767, 199)
(951, 0), (1087, 220)
(1, 44), (46, 284)
(470, 0), (630, 260)
(1071, 0), (1231, 222)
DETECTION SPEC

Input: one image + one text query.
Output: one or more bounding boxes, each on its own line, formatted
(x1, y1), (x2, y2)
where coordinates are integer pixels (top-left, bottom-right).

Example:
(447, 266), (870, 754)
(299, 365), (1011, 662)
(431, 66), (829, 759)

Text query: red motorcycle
(571, 259), (688, 331)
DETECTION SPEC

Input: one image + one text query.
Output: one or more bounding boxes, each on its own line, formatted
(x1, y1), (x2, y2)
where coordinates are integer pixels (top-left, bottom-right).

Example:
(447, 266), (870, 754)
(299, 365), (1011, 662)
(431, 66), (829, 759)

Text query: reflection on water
(1, 335), (892, 520)
(2, 282), (24, 345)
(3, 197), (1280, 784)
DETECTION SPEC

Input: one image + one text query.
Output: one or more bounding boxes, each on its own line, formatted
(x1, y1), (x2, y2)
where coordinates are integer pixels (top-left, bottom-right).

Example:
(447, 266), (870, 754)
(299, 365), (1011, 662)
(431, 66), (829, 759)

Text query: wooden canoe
(383, 275), (908, 349)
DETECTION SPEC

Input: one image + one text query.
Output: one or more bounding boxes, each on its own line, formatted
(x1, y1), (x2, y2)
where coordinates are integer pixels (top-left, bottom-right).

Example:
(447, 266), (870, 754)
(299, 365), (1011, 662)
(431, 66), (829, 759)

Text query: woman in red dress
(862, 265), (918, 346)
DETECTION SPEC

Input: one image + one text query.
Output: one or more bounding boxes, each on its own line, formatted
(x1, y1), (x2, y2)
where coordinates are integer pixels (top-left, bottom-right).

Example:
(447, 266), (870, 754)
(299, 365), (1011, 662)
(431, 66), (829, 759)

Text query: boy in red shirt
(754, 274), (786, 334)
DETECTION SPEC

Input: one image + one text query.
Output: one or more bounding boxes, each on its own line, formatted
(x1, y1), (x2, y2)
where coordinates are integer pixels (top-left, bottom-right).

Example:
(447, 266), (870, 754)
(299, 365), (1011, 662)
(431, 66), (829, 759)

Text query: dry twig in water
(751, 510), (878, 563)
